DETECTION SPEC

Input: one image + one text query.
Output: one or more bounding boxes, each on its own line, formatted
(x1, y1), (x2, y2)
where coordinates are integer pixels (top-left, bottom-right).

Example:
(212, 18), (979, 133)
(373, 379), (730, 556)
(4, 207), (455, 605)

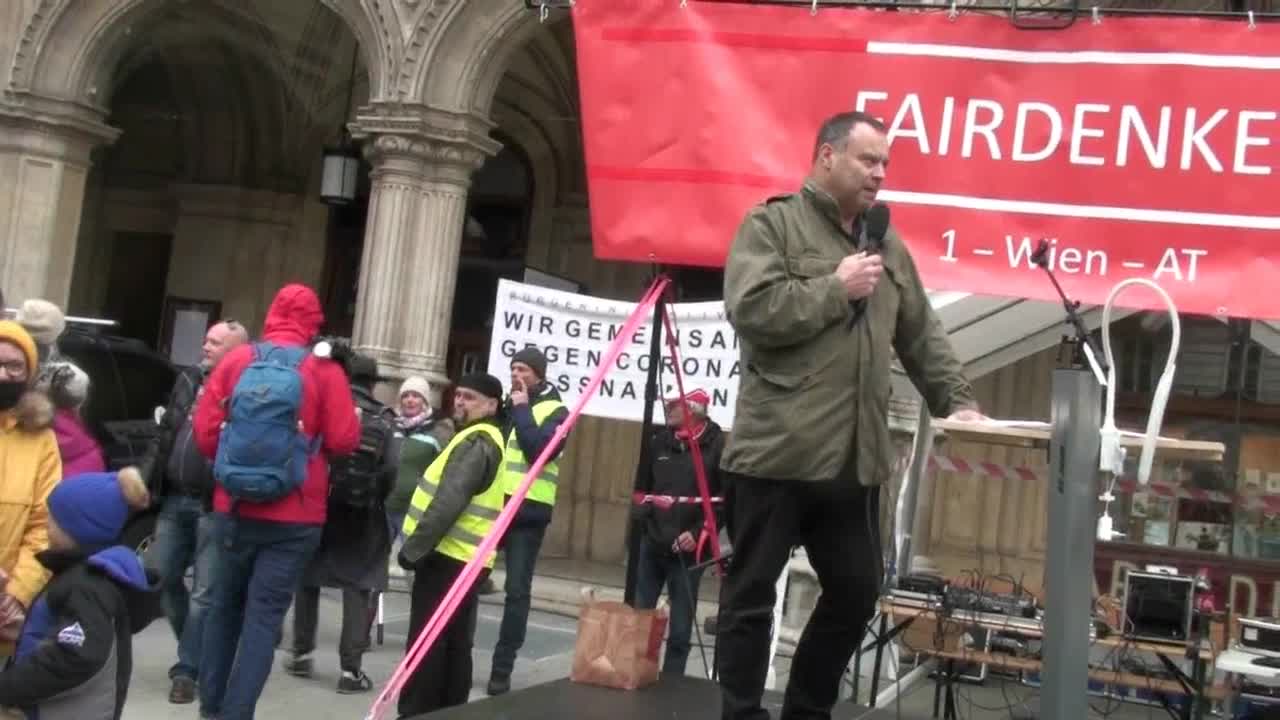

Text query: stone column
(349, 105), (500, 394)
(0, 94), (118, 306)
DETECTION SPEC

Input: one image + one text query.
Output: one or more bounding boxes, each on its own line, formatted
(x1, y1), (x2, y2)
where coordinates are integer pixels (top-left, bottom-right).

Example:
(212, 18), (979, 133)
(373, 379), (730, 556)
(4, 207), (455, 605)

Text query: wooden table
(864, 600), (1224, 720)
(876, 420), (1227, 716)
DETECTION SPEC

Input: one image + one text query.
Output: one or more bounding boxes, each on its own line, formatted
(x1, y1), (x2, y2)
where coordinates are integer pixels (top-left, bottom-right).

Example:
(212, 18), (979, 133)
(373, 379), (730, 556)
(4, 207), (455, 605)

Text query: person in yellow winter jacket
(0, 320), (62, 656)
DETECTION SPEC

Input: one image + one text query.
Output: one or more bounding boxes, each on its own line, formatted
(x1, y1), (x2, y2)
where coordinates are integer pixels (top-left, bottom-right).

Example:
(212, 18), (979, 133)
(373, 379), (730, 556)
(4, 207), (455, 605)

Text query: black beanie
(347, 353), (378, 382)
(511, 347), (548, 379)
(457, 372), (504, 401)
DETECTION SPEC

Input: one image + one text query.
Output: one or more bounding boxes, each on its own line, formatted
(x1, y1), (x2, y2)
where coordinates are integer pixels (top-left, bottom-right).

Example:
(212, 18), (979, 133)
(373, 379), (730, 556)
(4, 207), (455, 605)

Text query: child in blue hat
(0, 467), (159, 720)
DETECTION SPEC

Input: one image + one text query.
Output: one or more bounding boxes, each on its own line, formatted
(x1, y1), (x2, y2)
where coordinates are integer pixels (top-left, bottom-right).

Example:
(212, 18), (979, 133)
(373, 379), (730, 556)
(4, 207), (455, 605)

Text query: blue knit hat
(47, 468), (149, 550)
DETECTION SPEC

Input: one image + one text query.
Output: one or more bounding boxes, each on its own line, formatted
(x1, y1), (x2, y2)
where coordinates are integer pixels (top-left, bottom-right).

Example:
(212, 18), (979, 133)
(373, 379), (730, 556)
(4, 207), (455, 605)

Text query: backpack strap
(251, 342), (308, 368)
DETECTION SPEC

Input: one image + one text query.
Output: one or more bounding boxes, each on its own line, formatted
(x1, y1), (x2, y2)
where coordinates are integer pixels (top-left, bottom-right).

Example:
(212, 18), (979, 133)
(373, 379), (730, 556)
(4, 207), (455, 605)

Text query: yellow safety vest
(498, 399), (565, 506)
(401, 421), (505, 568)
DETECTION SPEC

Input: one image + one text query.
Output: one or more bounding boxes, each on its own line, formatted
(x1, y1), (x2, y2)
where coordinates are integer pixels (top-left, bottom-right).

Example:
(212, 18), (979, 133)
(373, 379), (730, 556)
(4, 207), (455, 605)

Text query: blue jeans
(634, 537), (705, 676)
(387, 510), (406, 544)
(148, 495), (216, 680)
(198, 515), (321, 720)
(490, 500), (551, 679)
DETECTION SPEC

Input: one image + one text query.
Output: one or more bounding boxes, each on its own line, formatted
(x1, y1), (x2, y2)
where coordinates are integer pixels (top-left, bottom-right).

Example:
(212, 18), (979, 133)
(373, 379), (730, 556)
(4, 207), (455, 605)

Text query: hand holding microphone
(840, 202), (891, 329)
(836, 252), (883, 300)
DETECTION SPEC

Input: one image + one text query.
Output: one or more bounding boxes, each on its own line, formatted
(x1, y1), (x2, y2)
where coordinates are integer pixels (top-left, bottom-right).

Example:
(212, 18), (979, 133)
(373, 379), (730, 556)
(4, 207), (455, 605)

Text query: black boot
(169, 676), (196, 704)
(486, 673), (511, 696)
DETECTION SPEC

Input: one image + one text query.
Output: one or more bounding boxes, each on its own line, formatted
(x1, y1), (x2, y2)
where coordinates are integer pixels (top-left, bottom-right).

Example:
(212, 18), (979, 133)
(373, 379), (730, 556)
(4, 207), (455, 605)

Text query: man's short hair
(812, 111), (888, 162)
(220, 320), (249, 344)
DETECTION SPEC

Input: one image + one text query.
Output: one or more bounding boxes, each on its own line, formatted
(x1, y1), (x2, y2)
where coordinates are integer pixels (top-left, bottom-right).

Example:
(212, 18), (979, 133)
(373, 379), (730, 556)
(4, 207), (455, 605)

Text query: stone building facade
(0, 0), (658, 562)
(4, 0), (1275, 577)
(0, 0), (623, 388)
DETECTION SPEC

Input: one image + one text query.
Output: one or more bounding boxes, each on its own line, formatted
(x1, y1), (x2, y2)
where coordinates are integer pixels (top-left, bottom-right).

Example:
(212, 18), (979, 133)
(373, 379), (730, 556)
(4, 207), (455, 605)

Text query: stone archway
(410, 1), (543, 116)
(9, 0), (389, 109)
(0, 0), (388, 309)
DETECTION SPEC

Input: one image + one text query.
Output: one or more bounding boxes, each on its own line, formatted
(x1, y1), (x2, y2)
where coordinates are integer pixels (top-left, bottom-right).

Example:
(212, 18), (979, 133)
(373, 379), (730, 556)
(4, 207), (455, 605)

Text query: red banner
(573, 2), (1280, 318)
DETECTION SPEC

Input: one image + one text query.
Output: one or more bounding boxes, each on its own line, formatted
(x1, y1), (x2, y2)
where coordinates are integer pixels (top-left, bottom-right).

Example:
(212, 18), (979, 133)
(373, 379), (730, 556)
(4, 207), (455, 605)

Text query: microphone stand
(1032, 240), (1109, 385)
(1035, 239), (1109, 720)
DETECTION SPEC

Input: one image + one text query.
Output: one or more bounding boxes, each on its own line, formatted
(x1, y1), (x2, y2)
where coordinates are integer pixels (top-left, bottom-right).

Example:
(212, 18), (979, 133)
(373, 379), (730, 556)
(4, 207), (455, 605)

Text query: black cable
(869, 483), (890, 598)
(944, 568), (1042, 720)
(997, 674), (1037, 720)
(676, 549), (714, 681)
(1088, 635), (1128, 718)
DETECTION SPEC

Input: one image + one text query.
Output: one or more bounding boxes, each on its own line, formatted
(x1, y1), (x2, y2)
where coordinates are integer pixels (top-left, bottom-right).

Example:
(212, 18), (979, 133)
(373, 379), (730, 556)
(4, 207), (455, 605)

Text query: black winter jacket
(137, 365), (210, 502)
(637, 421), (727, 551)
(0, 546), (158, 720)
(302, 385), (396, 592)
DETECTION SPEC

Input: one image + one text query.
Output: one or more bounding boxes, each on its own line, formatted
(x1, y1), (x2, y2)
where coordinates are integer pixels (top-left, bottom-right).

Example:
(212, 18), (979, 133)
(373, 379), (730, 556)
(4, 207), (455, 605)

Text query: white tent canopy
(928, 291), (1135, 380)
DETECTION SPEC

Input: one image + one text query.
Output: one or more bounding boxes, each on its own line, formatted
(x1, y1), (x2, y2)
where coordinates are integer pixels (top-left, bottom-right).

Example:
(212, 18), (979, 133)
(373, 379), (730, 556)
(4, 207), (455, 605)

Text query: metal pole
(1041, 367), (1103, 720)
(624, 293), (665, 606)
(895, 401), (935, 578)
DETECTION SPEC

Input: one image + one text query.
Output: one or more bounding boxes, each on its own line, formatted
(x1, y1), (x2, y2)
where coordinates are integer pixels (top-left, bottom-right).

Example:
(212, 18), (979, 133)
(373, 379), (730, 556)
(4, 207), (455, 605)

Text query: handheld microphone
(865, 202), (890, 253)
(848, 203), (890, 329)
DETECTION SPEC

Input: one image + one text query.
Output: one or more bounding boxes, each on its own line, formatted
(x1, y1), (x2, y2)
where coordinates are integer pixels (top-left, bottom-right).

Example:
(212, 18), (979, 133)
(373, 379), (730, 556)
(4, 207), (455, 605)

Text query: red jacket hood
(263, 284), (324, 345)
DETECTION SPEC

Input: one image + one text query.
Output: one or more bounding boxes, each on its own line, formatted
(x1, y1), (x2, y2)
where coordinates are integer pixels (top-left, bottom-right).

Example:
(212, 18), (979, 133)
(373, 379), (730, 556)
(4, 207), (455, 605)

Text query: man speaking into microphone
(718, 111), (984, 720)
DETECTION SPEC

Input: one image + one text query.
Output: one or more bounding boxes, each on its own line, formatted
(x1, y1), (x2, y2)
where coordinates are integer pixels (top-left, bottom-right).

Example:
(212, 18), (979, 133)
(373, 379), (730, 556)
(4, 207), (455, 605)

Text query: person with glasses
(0, 320), (61, 659)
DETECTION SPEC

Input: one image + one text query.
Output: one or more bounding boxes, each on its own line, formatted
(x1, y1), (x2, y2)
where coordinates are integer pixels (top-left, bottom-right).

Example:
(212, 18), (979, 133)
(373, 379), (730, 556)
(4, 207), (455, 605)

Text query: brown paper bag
(569, 588), (668, 690)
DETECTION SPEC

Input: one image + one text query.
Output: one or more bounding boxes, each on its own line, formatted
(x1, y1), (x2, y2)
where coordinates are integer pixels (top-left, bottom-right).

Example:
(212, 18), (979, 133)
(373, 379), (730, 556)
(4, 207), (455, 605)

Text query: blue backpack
(214, 343), (315, 504)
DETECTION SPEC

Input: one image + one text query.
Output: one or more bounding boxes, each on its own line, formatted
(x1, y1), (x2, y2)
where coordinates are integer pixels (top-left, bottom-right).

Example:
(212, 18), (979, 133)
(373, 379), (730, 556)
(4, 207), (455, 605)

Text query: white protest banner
(487, 279), (739, 429)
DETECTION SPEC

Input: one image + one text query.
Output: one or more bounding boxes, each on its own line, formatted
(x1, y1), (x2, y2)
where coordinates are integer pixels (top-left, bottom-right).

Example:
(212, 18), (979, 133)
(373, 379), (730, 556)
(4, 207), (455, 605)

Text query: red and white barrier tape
(928, 455), (1280, 513)
(632, 492), (724, 510)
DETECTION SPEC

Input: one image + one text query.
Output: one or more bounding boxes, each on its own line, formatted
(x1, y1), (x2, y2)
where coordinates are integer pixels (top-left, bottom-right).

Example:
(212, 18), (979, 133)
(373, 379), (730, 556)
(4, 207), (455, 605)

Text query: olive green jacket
(721, 182), (976, 486)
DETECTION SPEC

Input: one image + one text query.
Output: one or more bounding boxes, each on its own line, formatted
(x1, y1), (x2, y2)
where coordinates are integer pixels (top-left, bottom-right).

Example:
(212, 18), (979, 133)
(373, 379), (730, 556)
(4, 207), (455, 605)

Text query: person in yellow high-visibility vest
(395, 373), (506, 717)
(486, 347), (569, 696)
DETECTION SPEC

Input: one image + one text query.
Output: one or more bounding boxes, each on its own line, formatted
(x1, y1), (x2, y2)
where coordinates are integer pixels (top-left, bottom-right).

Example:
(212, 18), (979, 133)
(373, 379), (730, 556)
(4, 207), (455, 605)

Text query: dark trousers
(634, 537), (705, 676)
(292, 586), (372, 672)
(717, 475), (881, 720)
(199, 515), (322, 720)
(398, 553), (488, 718)
(491, 499), (551, 679)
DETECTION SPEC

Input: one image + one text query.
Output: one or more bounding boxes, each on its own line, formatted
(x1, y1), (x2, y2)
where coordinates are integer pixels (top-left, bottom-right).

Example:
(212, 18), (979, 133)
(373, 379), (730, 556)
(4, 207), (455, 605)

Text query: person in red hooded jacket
(192, 284), (360, 720)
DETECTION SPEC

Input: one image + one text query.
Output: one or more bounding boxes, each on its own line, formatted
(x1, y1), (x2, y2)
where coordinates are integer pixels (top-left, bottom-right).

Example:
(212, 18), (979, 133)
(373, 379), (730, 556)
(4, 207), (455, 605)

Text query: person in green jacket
(716, 110), (985, 720)
(386, 376), (455, 576)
